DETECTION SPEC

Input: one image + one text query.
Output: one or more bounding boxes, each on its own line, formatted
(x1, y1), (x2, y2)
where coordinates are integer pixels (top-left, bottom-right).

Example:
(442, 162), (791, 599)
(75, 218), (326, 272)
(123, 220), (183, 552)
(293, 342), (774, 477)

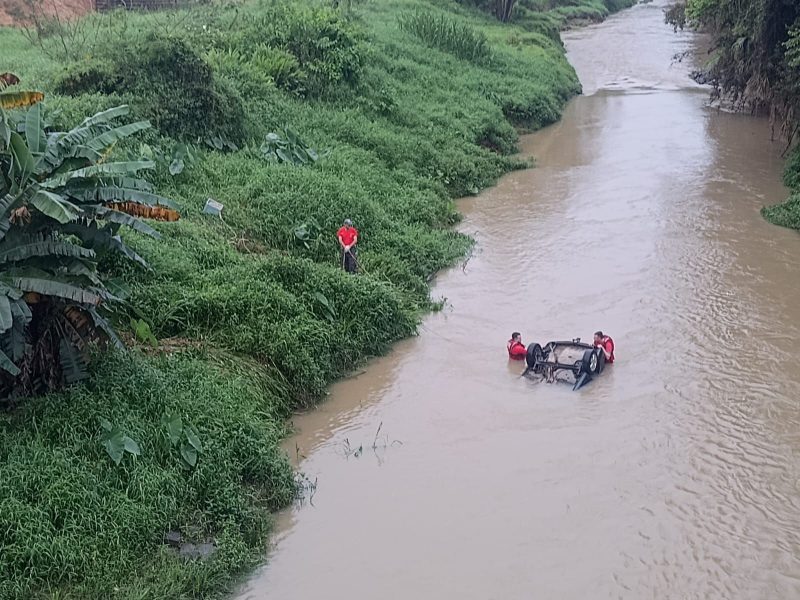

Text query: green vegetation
(0, 0), (633, 597)
(57, 36), (248, 144)
(1, 351), (296, 599)
(0, 89), (180, 400)
(761, 146), (800, 229)
(399, 11), (492, 62)
(664, 0), (800, 230)
(665, 0), (799, 123)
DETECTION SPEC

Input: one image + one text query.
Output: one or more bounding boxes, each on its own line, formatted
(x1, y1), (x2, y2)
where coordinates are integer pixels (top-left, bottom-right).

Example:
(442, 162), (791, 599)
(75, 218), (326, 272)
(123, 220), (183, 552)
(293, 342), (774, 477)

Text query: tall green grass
(399, 10), (492, 62)
(0, 351), (296, 600)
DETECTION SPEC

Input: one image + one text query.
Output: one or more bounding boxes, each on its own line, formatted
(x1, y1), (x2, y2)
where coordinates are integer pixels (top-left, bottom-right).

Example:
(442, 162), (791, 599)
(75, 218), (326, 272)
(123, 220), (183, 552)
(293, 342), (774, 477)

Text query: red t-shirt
(596, 337), (615, 363)
(507, 340), (526, 360)
(337, 226), (358, 247)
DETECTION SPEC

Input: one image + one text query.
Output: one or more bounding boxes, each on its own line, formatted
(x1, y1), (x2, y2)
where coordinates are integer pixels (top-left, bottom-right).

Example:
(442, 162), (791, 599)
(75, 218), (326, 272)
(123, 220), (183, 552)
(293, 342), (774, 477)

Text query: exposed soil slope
(0, 0), (93, 27)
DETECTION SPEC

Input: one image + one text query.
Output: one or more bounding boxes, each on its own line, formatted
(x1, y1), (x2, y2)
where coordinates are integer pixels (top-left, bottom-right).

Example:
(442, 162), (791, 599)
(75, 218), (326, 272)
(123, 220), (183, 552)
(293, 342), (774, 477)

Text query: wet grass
(0, 351), (296, 600)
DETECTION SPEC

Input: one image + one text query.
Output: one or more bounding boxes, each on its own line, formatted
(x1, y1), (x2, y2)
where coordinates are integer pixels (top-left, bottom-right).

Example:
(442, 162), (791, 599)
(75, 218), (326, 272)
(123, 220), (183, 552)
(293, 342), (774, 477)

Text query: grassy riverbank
(0, 0), (627, 597)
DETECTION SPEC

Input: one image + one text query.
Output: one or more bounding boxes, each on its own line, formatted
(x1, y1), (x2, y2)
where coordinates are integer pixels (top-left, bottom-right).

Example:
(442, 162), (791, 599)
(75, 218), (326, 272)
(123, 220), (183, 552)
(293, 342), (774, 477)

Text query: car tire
(595, 349), (606, 374)
(526, 343), (544, 370)
(581, 349), (599, 375)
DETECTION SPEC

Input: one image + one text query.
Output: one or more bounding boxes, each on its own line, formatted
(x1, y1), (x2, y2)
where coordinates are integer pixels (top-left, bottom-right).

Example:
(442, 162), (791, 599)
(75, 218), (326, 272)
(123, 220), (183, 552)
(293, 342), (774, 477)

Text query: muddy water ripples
(236, 2), (800, 598)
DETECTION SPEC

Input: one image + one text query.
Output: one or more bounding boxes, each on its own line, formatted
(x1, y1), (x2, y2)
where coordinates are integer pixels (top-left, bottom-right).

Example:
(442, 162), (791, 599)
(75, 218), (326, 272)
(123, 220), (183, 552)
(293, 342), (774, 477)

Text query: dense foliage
(0, 80), (177, 401)
(0, 0), (630, 596)
(665, 0), (800, 229)
(761, 145), (800, 229)
(666, 0), (799, 131)
(0, 351), (296, 600)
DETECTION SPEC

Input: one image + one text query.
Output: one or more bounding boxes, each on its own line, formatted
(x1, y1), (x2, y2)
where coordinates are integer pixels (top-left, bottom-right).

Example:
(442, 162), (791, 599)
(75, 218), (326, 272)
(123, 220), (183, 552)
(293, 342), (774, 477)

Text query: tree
(454, 0), (517, 23)
(0, 74), (179, 401)
(496, 0), (517, 22)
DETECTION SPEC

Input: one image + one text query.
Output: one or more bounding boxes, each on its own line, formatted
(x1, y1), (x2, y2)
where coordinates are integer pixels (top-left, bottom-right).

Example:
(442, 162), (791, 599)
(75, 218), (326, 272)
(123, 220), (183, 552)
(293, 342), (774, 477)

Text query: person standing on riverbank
(337, 218), (358, 274)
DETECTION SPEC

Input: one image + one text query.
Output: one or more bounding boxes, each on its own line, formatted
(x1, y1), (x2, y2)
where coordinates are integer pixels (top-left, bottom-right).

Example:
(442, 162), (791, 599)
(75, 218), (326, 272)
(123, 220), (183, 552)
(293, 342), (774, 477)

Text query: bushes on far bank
(782, 146), (800, 191)
(761, 147), (800, 230)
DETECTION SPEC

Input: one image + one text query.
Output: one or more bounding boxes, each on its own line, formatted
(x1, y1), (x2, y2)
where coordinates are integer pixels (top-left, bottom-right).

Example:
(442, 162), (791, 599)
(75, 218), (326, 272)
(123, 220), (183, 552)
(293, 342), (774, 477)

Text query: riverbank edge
(0, 1), (636, 598)
(761, 148), (800, 230)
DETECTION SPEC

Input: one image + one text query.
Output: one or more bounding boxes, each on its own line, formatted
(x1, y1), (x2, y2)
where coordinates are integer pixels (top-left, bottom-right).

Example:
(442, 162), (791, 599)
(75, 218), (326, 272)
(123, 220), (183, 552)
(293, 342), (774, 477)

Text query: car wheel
(573, 360), (583, 377)
(581, 349), (598, 375)
(526, 343), (544, 370)
(594, 349), (606, 374)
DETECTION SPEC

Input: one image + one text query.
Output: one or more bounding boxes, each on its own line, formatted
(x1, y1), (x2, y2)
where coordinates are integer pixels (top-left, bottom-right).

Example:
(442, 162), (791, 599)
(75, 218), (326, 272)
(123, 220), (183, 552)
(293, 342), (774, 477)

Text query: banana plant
(260, 127), (327, 165)
(0, 75), (179, 400)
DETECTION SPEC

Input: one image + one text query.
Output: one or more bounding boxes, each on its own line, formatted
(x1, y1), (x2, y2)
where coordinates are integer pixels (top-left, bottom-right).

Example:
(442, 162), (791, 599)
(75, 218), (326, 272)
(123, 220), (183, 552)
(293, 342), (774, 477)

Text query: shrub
(199, 4), (365, 97)
(603, 0), (636, 12)
(501, 87), (562, 128)
(761, 192), (800, 229)
(784, 146), (800, 190)
(260, 127), (326, 165)
(203, 47), (280, 101)
(515, 10), (562, 41)
(763, 147), (800, 228)
(266, 5), (364, 94)
(399, 11), (492, 62)
(56, 36), (247, 144)
(250, 44), (305, 91)
(127, 253), (418, 405)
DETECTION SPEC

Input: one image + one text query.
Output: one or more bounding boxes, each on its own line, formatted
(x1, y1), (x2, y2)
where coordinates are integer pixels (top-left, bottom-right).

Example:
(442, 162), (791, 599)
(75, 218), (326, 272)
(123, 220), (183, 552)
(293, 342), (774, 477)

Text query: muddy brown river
(236, 2), (800, 598)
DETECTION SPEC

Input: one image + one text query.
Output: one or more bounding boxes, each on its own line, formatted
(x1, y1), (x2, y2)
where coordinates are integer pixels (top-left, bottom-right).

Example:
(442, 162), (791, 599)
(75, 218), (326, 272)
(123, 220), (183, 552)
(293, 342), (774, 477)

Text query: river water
(236, 2), (800, 598)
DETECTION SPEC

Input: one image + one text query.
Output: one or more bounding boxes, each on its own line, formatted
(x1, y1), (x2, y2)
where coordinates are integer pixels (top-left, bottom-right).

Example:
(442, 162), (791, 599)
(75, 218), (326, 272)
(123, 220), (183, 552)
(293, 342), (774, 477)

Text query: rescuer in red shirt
(507, 332), (527, 360)
(593, 331), (615, 363)
(337, 218), (358, 273)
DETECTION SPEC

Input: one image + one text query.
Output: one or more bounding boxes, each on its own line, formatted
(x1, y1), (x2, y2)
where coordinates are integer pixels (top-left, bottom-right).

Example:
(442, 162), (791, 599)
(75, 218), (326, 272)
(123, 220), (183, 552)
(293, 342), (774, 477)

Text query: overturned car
(522, 338), (606, 390)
